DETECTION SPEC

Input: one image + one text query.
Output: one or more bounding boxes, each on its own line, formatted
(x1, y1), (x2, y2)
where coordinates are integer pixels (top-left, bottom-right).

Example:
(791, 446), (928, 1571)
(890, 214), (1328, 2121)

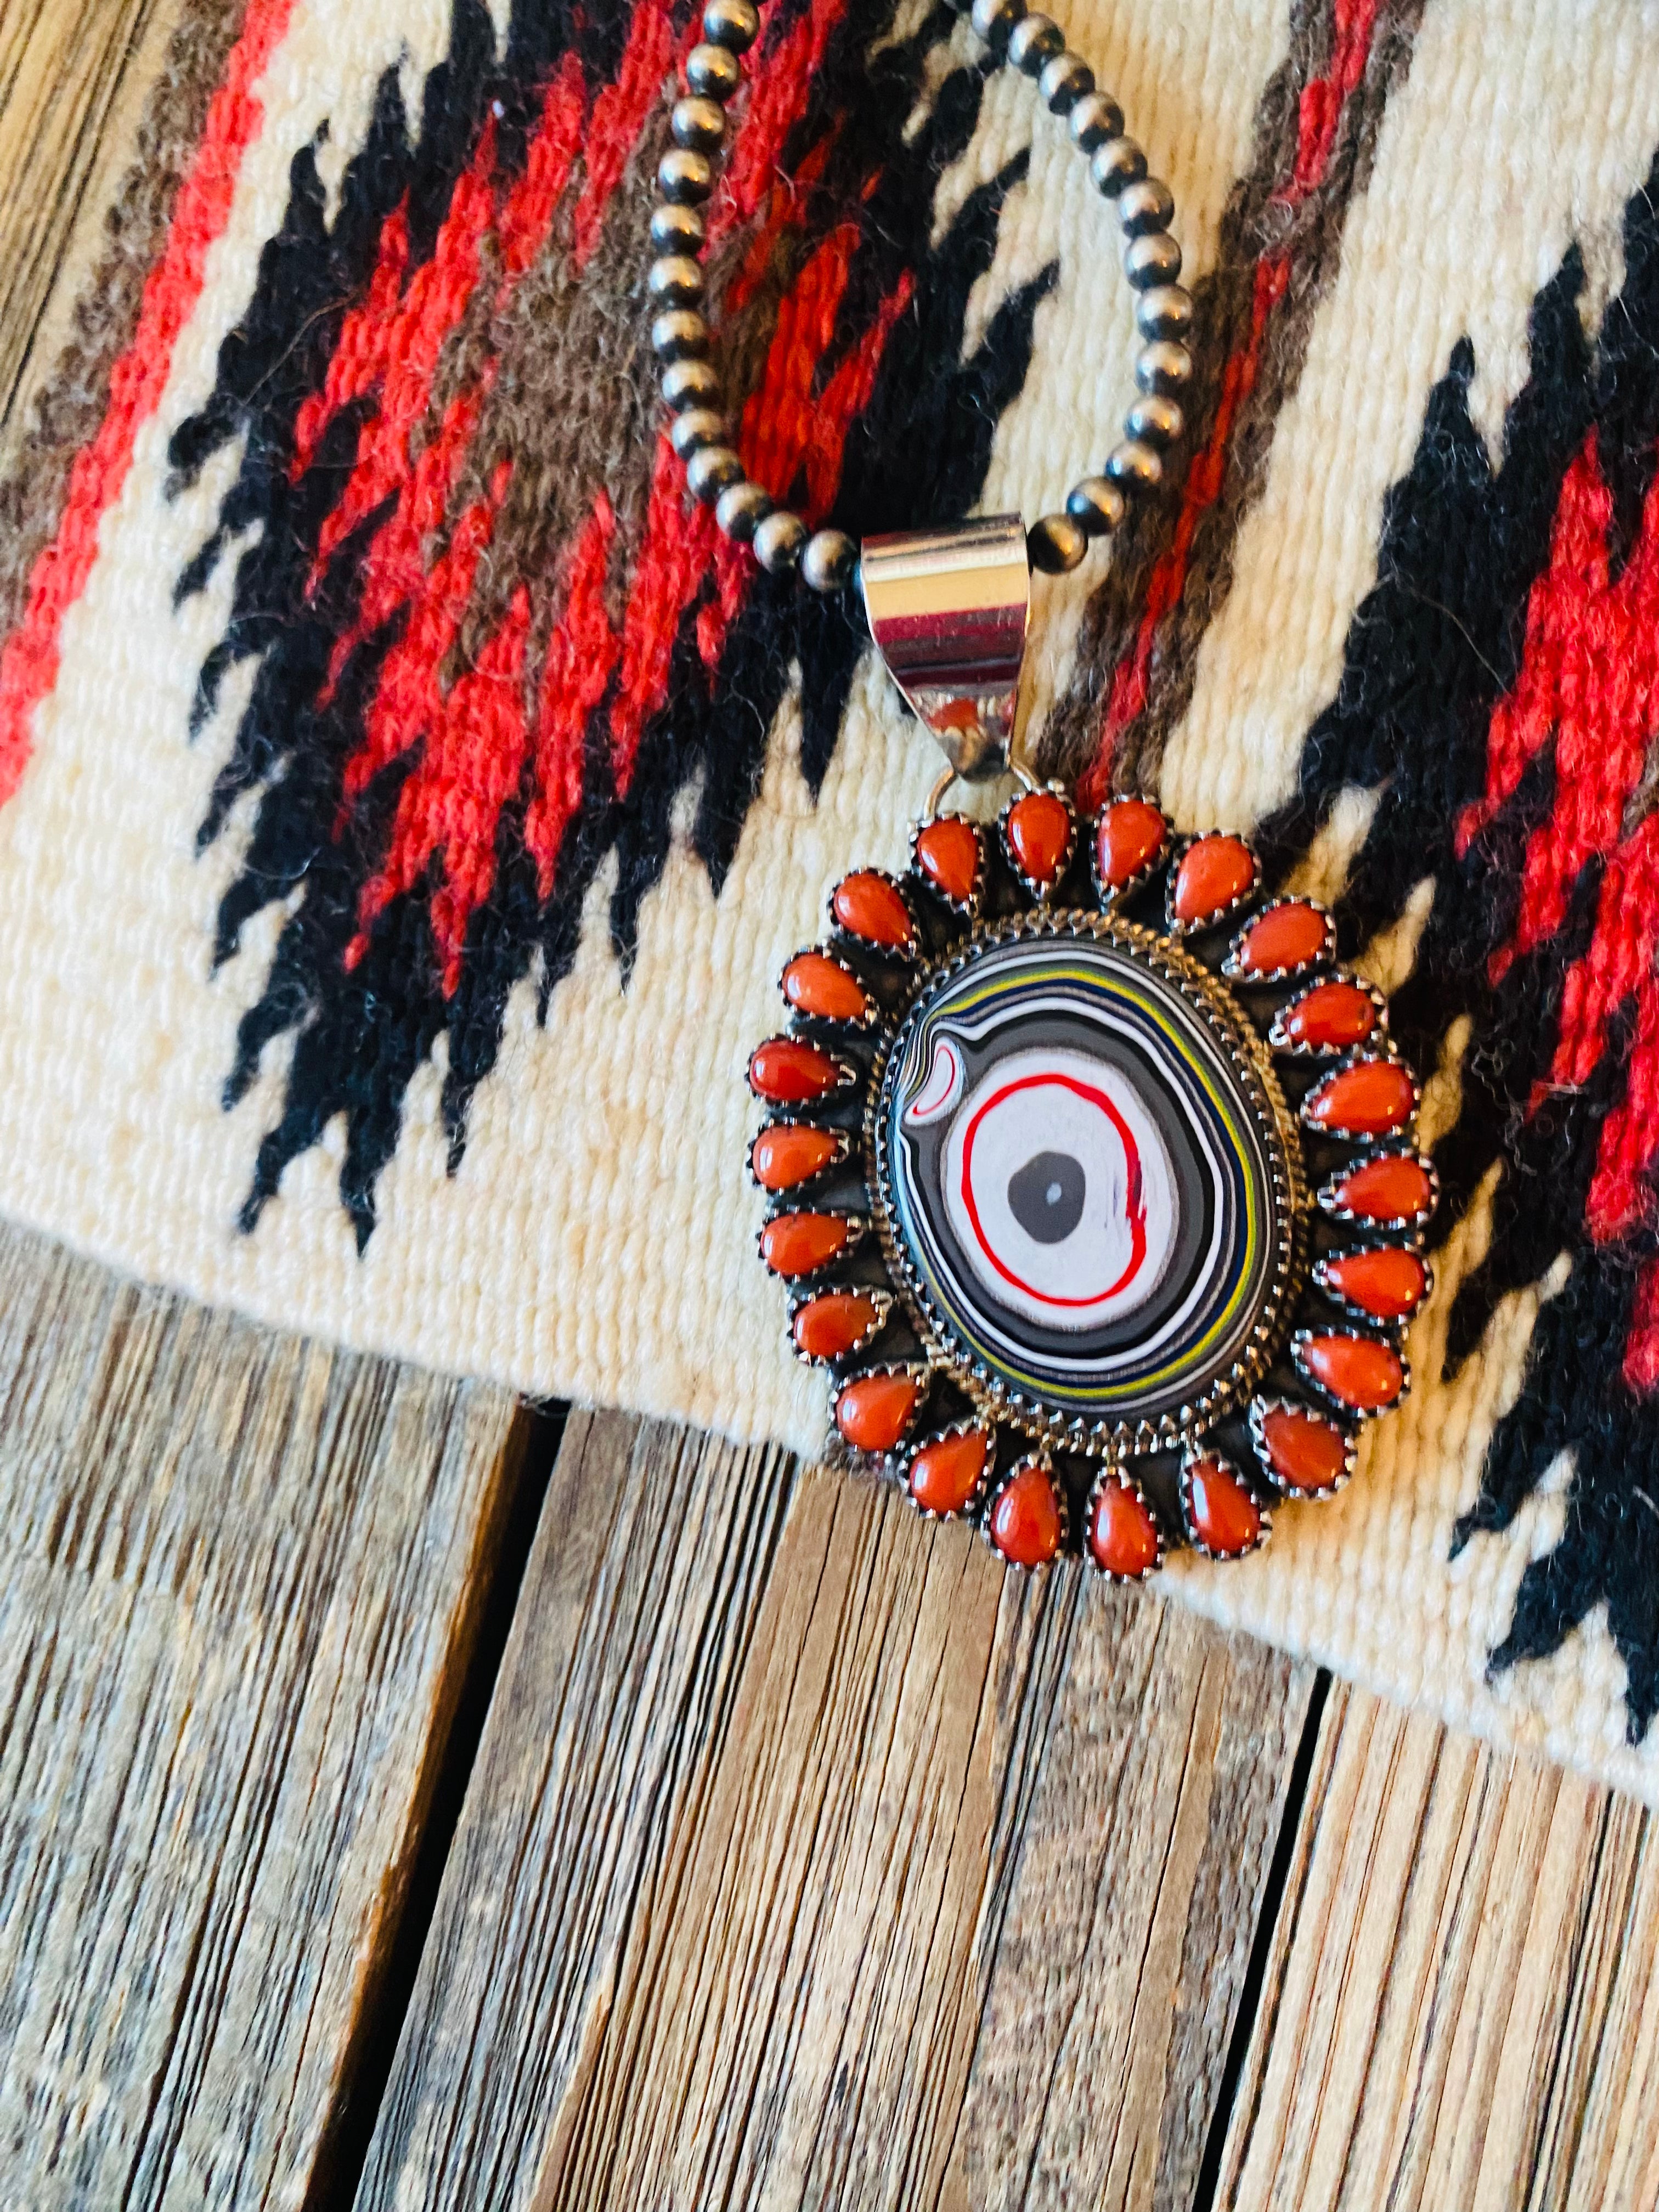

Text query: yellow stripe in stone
(912, 958), (1267, 1406)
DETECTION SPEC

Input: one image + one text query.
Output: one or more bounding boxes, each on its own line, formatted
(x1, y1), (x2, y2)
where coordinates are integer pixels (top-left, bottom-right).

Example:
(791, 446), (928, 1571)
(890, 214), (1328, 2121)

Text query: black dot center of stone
(1008, 1151), (1086, 1244)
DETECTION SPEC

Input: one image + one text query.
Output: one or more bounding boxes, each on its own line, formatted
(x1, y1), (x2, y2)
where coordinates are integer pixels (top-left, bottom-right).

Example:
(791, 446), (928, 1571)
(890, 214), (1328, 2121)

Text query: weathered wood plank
(355, 1410), (1313, 2212)
(0, 1220), (527, 2209)
(0, 0), (166, 433)
(1216, 1684), (1659, 2212)
(958, 1576), (1310, 2210)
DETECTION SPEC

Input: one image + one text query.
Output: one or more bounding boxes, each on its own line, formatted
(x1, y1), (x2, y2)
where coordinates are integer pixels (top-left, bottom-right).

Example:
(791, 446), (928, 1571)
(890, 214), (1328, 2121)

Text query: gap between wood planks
(301, 1398), (569, 2212)
(309, 1413), (1335, 2212)
(1192, 1668), (1332, 2210)
(344, 1413), (1316, 2212)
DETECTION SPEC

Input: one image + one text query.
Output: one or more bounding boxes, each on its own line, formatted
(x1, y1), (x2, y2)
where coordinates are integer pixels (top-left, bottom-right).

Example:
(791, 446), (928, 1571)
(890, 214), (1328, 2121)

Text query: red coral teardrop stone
(1088, 1478), (1161, 1578)
(1282, 979), (1378, 1051)
(1257, 1405), (1350, 1496)
(759, 1212), (850, 1278)
(1095, 798), (1167, 889)
(1006, 791), (1073, 888)
(1299, 1333), (1405, 1413)
(1327, 1153), (1434, 1224)
(915, 817), (981, 906)
(832, 871), (914, 951)
(748, 1037), (844, 1104)
(1172, 834), (1255, 924)
(1232, 899), (1332, 976)
(987, 1462), (1063, 1566)
(1305, 1058), (1417, 1137)
(782, 952), (869, 1024)
(1322, 1245), (1429, 1321)
(750, 1124), (843, 1192)
(1185, 1457), (1264, 1555)
(908, 1427), (990, 1515)
(836, 1370), (921, 1451)
(793, 1291), (881, 1361)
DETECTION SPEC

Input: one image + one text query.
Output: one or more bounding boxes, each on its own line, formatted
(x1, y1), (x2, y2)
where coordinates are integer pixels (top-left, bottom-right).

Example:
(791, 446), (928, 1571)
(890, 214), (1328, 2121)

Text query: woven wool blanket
(3, 0), (1658, 1798)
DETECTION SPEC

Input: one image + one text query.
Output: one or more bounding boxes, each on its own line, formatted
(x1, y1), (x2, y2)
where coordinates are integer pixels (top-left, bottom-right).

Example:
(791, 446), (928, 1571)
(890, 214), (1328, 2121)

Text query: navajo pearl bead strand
(646, 0), (1196, 588)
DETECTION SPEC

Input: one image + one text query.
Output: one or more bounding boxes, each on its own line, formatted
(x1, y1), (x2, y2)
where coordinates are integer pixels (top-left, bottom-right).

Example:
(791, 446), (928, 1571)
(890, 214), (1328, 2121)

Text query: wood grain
(0, 1221), (527, 2209)
(1216, 1683), (1659, 2212)
(355, 1410), (1314, 2212)
(0, 0), (165, 432)
(959, 1572), (1309, 2210)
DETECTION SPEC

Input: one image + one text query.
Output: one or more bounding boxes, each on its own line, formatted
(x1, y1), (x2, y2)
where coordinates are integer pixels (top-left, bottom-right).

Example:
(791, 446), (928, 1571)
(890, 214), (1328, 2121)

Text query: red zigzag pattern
(1457, 435), (1659, 1388)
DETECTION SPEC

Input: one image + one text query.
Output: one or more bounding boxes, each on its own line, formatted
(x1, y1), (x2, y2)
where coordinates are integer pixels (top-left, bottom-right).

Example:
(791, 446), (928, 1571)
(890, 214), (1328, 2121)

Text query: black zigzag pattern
(170, 0), (1051, 1243)
(1264, 156), (1659, 1737)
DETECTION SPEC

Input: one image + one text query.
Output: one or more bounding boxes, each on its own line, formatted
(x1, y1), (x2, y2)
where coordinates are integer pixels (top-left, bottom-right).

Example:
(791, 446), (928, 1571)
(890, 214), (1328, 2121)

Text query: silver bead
(1065, 475), (1127, 537)
(662, 357), (721, 411)
(702, 0), (759, 51)
(1106, 438), (1164, 493)
(657, 148), (714, 204)
(651, 308), (710, 360)
(650, 201), (705, 255)
(969, 0), (1025, 51)
(1135, 340), (1193, 396)
(1124, 231), (1182, 288)
(1135, 283), (1194, 340)
(686, 443), (744, 502)
(801, 528), (856, 593)
(670, 406), (727, 459)
(672, 95), (726, 153)
(686, 41), (741, 100)
(1028, 513), (1087, 573)
(1069, 91), (1123, 151)
(1126, 394), (1184, 448)
(754, 509), (809, 573)
(1006, 12), (1063, 74)
(1091, 136), (1147, 196)
(1117, 178), (1174, 238)
(716, 479), (771, 540)
(1039, 51), (1093, 113)
(648, 253), (704, 308)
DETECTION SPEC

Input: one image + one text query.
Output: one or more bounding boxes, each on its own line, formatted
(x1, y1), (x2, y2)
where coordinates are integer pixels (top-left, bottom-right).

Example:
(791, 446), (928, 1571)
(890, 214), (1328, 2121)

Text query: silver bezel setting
(901, 1417), (996, 1520)
(1082, 1461), (1165, 1580)
(1291, 1325), (1410, 1419)
(1221, 894), (1338, 984)
(1179, 1446), (1272, 1559)
(1248, 1392), (1358, 1499)
(748, 1117), (853, 1194)
(1314, 1146), (1440, 1239)
(1299, 1047), (1422, 1143)
(1164, 832), (1261, 939)
(1312, 1240), (1432, 1329)
(748, 793), (1434, 1568)
(1267, 969), (1389, 1057)
(787, 1280), (896, 1366)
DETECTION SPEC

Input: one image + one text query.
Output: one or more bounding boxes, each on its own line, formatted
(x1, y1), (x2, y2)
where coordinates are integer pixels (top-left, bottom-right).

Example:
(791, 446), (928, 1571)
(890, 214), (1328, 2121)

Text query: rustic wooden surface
(4, 4), (1659, 2208)
(0, 1220), (527, 2208)
(0, 0), (168, 435)
(1218, 1686), (1659, 2212)
(355, 1415), (1311, 2212)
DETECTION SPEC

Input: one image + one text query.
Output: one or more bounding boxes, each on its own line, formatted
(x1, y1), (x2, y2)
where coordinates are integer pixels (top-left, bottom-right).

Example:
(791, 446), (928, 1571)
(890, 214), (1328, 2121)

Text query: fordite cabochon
(748, 787), (1434, 1573)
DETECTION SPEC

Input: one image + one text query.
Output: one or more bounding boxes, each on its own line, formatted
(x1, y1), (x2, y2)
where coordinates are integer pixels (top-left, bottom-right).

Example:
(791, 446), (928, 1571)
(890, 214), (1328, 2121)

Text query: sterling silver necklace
(647, 0), (1435, 1575)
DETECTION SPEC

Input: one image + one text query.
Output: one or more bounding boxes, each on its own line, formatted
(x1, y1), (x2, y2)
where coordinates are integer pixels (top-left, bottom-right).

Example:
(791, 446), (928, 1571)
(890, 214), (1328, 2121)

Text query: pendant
(748, 521), (1435, 1571)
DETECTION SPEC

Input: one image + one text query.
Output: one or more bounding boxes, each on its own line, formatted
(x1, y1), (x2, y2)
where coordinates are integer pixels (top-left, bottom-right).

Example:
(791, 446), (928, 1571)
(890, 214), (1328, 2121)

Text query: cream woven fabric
(4, 0), (1659, 1796)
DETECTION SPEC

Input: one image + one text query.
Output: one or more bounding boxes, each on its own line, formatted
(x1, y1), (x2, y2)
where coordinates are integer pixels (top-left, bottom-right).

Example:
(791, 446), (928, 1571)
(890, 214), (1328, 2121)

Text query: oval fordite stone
(874, 914), (1300, 1447)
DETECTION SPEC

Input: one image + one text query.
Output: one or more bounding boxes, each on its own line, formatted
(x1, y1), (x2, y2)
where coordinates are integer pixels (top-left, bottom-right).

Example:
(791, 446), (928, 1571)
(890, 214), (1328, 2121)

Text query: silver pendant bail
(860, 514), (1030, 782)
